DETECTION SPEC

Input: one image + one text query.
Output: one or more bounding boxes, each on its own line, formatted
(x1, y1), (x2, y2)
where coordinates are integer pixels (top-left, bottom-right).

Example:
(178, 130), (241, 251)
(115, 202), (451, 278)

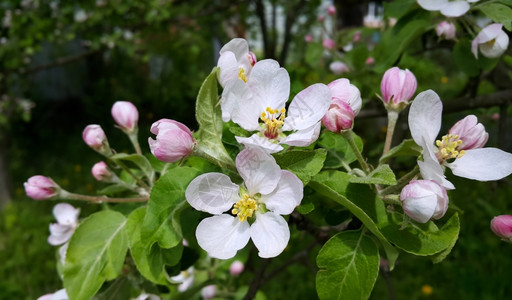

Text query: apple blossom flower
(230, 260), (245, 276)
(217, 38), (256, 88)
(327, 5), (336, 16)
(170, 267), (194, 292)
(111, 101), (139, 133)
(417, 0), (479, 18)
(323, 39), (336, 50)
(304, 35), (313, 43)
(37, 289), (68, 300)
(490, 215), (512, 242)
(48, 203), (80, 246)
(436, 21), (456, 40)
(329, 61), (349, 75)
(83, 124), (112, 156)
(224, 59), (331, 153)
(408, 90), (512, 189)
(148, 119), (196, 163)
(471, 23), (509, 59)
(321, 78), (362, 132)
(186, 148), (303, 259)
(24, 175), (60, 200)
(400, 180), (449, 223)
(201, 285), (217, 300)
(380, 67), (417, 109)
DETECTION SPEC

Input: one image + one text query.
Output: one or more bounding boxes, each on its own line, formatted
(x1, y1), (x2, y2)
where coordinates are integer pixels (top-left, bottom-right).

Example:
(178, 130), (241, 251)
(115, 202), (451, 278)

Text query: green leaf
(127, 207), (183, 284)
(310, 171), (399, 269)
(141, 167), (201, 249)
(110, 153), (155, 183)
(305, 42), (324, 67)
(273, 149), (326, 185)
(379, 139), (422, 164)
(379, 212), (460, 256)
(383, 0), (416, 19)
(479, 3), (512, 31)
(453, 39), (480, 77)
(64, 210), (128, 300)
(318, 131), (363, 169)
(195, 67), (236, 170)
(316, 230), (379, 300)
(349, 164), (397, 185)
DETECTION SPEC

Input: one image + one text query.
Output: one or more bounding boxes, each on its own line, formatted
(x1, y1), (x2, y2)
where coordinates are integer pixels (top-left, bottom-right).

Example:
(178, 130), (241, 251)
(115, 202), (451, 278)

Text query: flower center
(435, 134), (466, 160)
(238, 67), (248, 83)
(260, 107), (286, 139)
(232, 194), (257, 222)
(484, 38), (496, 47)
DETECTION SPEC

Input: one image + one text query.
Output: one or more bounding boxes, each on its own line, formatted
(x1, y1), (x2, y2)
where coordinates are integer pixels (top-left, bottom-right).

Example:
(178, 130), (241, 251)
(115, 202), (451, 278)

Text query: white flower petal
(480, 30), (509, 58)
(250, 212), (290, 258)
(248, 59), (290, 110)
(440, 1), (470, 17)
(283, 83), (331, 131)
(217, 52), (239, 87)
(448, 148), (512, 181)
(220, 38), (249, 60)
(236, 148), (281, 194)
(53, 203), (80, 226)
(260, 171), (303, 215)
(230, 87), (263, 132)
(280, 122), (321, 147)
(408, 90), (442, 146)
(418, 137), (455, 190)
(221, 79), (249, 122)
(196, 215), (250, 259)
(186, 173), (239, 215)
(48, 224), (74, 246)
(403, 195), (437, 223)
(417, 0), (448, 11)
(51, 289), (69, 300)
(235, 134), (284, 154)
(178, 275), (194, 292)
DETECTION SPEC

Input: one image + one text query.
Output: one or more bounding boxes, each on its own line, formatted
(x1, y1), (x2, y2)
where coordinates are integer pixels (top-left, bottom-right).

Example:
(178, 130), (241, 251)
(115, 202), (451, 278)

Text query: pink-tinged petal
(417, 0), (448, 11)
(440, 1), (470, 17)
(491, 215), (512, 241)
(148, 119), (195, 163)
(235, 135), (284, 154)
(236, 148), (281, 194)
(321, 100), (355, 132)
(260, 170), (303, 215)
(327, 78), (362, 115)
(220, 38), (249, 61)
(280, 122), (321, 147)
(419, 137), (455, 190)
(53, 203), (80, 226)
(250, 212), (290, 258)
(49, 289), (68, 300)
(248, 59), (290, 110)
(196, 215), (250, 259)
(24, 175), (59, 200)
(449, 115), (488, 150)
(217, 51), (240, 88)
(221, 79), (249, 122)
(447, 148), (512, 181)
(230, 260), (245, 276)
(179, 275), (194, 292)
(283, 83), (331, 131)
(402, 194), (437, 223)
(408, 90), (442, 146)
(479, 30), (509, 58)
(471, 38), (480, 58)
(186, 173), (239, 215)
(37, 294), (54, 300)
(474, 23), (504, 45)
(111, 101), (139, 132)
(48, 224), (74, 246)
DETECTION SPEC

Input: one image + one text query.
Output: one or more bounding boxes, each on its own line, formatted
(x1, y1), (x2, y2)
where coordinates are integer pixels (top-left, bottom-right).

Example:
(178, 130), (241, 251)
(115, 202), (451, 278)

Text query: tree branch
(22, 48), (101, 75)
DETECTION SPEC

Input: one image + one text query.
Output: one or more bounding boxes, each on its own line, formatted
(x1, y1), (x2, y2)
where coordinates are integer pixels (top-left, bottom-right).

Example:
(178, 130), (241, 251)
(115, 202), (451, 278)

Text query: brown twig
(243, 258), (271, 300)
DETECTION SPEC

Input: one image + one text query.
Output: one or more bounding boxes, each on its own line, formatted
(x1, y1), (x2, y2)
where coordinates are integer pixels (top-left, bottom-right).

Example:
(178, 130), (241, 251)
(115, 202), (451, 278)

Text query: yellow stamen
(232, 194), (257, 222)
(238, 67), (247, 83)
(435, 134), (466, 160)
(260, 106), (286, 139)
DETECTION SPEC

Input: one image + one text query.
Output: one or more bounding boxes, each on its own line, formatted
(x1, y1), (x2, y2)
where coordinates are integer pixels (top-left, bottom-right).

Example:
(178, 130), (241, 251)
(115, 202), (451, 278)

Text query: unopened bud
(82, 124), (112, 156)
(230, 260), (245, 276)
(111, 101), (139, 133)
(304, 35), (313, 43)
(322, 78), (361, 132)
(400, 180), (448, 223)
(318, 15), (325, 22)
(201, 285), (216, 300)
(491, 215), (512, 242)
(380, 67), (417, 109)
(148, 119), (196, 163)
(322, 38), (335, 50)
(365, 57), (375, 65)
(448, 115), (488, 150)
(327, 5), (336, 16)
(91, 161), (114, 182)
(24, 175), (60, 200)
(329, 61), (348, 75)
(436, 21), (456, 40)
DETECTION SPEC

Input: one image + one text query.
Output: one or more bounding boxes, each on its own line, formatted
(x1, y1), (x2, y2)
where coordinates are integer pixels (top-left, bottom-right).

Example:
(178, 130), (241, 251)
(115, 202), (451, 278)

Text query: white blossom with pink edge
(408, 90), (512, 190)
(37, 289), (68, 300)
(471, 23), (509, 59)
(217, 38), (256, 88)
(436, 21), (456, 40)
(400, 180), (449, 223)
(417, 0), (479, 18)
(225, 59), (331, 153)
(186, 148), (303, 259)
(48, 203), (80, 246)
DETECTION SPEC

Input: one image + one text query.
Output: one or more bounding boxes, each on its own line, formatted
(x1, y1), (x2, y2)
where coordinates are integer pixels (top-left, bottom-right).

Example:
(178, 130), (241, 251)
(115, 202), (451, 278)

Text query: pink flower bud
(148, 119), (196, 163)
(380, 67), (417, 107)
(365, 57), (375, 65)
(322, 79), (362, 132)
(400, 180), (448, 223)
(91, 161), (113, 181)
(247, 51), (257, 66)
(436, 21), (456, 40)
(201, 285), (216, 300)
(24, 175), (60, 200)
(448, 115), (488, 150)
(304, 34), (313, 43)
(111, 101), (139, 132)
(82, 125), (111, 156)
(491, 215), (512, 242)
(329, 61), (348, 75)
(353, 31), (362, 43)
(327, 5), (336, 16)
(318, 15), (325, 22)
(230, 260), (245, 276)
(322, 38), (335, 50)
